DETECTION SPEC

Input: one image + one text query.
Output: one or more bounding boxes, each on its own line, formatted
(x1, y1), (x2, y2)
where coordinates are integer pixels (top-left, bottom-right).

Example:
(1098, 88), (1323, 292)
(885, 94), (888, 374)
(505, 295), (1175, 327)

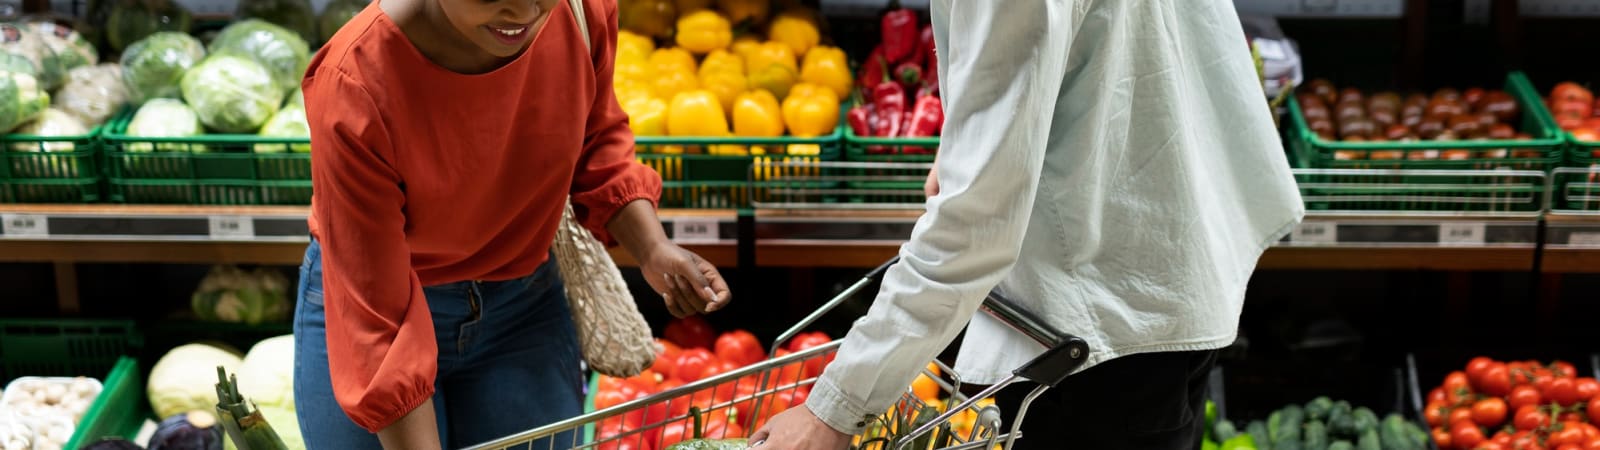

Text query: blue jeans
(293, 240), (584, 449)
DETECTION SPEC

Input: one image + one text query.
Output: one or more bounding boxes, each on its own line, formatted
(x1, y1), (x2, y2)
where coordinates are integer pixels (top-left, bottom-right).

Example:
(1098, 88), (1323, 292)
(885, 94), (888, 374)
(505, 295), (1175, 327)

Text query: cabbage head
(0, 23), (64, 90)
(57, 63), (129, 126)
(208, 19), (310, 96)
(124, 98), (203, 152)
(236, 335), (294, 410)
(318, 0), (368, 44)
(106, 0), (193, 52)
(0, 70), (50, 133)
(120, 31), (204, 103)
(9, 109), (87, 178)
(190, 265), (289, 325)
(26, 22), (98, 73)
(235, 0), (316, 44)
(147, 343), (243, 420)
(255, 105), (309, 153)
(181, 55), (282, 133)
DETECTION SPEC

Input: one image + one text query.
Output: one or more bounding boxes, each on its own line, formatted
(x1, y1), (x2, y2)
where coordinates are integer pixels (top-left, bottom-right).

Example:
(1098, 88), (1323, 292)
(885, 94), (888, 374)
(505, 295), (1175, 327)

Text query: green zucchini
(1305, 397), (1334, 422)
(1247, 420), (1273, 450)
(1355, 429), (1381, 450)
(1351, 408), (1379, 436)
(1327, 440), (1353, 450)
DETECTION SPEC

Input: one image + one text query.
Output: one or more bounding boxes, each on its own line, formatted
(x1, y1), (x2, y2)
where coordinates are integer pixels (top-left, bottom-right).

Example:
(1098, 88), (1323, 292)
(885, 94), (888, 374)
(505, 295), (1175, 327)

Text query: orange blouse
(303, 0), (658, 432)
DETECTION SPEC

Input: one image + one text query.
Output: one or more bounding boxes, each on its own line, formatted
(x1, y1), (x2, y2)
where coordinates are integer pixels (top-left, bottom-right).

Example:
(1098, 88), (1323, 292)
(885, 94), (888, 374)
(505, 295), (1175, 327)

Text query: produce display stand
(634, 124), (846, 209)
(101, 112), (312, 206)
(0, 126), (105, 203)
(1210, 356), (1439, 450)
(466, 260), (1090, 450)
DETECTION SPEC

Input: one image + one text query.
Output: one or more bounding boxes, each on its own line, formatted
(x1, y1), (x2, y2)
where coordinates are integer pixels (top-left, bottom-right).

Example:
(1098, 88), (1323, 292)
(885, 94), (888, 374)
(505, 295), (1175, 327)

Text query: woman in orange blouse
(291, 0), (731, 448)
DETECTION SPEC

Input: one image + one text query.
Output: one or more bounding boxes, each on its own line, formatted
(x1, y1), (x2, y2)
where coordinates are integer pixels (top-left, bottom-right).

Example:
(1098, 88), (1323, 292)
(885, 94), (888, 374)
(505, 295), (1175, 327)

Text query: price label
(1439, 222), (1487, 245)
(1, 213), (47, 237)
(1291, 221), (1337, 244)
(671, 218), (720, 244)
(1570, 232), (1600, 247)
(208, 215), (255, 240)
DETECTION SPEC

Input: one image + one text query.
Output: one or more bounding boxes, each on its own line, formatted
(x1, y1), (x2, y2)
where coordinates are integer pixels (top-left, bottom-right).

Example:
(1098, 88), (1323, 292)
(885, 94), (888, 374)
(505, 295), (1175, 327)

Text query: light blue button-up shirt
(805, 0), (1306, 434)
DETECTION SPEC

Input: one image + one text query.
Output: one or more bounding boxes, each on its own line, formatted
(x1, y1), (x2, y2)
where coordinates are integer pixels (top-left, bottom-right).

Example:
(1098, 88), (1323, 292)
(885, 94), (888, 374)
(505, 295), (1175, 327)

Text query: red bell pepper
(872, 60), (907, 139)
(880, 8), (918, 64)
(918, 52), (939, 98)
(847, 103), (873, 137)
(895, 61), (922, 89)
(903, 95), (944, 154)
(857, 46), (886, 97)
(919, 25), (935, 66)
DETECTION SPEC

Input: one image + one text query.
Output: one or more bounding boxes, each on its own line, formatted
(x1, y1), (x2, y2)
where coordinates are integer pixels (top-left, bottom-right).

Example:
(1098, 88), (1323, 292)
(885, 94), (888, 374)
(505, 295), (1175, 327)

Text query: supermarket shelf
(1519, 0), (1600, 17)
(1542, 214), (1600, 273)
(820, 0), (1408, 18)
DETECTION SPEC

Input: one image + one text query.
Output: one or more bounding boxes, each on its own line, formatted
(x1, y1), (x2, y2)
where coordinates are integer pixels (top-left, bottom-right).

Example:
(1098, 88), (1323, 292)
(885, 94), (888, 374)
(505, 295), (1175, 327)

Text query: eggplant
(148, 411), (223, 450)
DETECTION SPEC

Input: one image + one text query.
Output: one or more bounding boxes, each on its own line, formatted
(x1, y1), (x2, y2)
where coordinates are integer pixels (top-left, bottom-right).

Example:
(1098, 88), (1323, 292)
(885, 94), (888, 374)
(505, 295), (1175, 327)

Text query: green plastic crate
(102, 112), (312, 205)
(634, 127), (842, 209)
(1550, 167), (1600, 212)
(63, 356), (153, 449)
(1286, 72), (1564, 172)
(0, 319), (139, 382)
(842, 126), (938, 163)
(0, 126), (104, 203)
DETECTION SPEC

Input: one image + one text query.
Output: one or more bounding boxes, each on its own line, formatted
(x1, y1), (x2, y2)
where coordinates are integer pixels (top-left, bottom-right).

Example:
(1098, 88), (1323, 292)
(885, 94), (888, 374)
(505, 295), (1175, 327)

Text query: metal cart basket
(464, 258), (1091, 450)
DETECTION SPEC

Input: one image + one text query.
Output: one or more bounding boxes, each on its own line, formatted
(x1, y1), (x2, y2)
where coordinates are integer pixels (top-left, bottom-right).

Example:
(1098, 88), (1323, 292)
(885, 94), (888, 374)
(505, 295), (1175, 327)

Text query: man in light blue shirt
(750, 0), (1304, 449)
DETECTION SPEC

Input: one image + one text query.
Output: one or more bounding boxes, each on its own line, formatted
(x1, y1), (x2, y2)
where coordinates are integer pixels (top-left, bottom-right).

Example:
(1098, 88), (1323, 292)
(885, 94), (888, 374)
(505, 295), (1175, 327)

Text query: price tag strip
(1, 213), (48, 237)
(1438, 222), (1487, 246)
(208, 215), (257, 240)
(670, 217), (723, 244)
(1289, 221), (1338, 245)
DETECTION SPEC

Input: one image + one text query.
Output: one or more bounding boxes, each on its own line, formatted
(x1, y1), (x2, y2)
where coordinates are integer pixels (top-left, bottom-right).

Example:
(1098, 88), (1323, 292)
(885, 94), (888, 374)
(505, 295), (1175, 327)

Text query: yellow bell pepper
(674, 10), (732, 54)
(748, 64), (797, 100)
(616, 30), (656, 64)
(649, 47), (697, 73)
(668, 90), (731, 136)
(620, 0), (677, 39)
(699, 70), (747, 114)
(614, 58), (654, 84)
(698, 49), (744, 78)
(732, 90), (783, 137)
(613, 78), (654, 105)
(652, 68), (700, 102)
(674, 0), (710, 13)
(622, 96), (668, 137)
(767, 10), (820, 56)
(745, 41), (798, 75)
(781, 82), (839, 137)
(799, 46), (851, 100)
(730, 37), (762, 62)
(716, 0), (768, 24)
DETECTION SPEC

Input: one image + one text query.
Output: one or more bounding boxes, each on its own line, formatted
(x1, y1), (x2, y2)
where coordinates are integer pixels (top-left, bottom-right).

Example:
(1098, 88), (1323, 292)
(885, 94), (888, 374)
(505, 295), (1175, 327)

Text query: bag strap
(569, 0), (590, 51)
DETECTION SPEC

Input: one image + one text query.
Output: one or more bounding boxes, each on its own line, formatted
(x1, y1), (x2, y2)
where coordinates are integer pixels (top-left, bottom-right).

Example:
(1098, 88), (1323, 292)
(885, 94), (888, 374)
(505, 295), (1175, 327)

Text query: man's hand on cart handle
(748, 405), (851, 450)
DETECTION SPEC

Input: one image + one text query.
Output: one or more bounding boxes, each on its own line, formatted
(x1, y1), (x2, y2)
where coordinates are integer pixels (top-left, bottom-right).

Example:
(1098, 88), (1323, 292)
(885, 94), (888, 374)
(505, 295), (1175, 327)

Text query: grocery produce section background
(1, 1), (1600, 450)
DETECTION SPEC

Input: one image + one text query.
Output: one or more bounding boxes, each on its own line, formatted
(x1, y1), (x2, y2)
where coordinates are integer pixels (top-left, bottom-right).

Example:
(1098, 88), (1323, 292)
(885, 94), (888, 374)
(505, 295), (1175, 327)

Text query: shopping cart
(463, 258), (1090, 450)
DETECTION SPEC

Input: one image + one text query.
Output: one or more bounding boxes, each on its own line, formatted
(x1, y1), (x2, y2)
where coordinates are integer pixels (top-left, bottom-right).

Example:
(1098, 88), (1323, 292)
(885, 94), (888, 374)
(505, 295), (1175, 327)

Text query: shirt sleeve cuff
(572, 177), (662, 245)
(347, 382), (435, 433)
(804, 376), (877, 436)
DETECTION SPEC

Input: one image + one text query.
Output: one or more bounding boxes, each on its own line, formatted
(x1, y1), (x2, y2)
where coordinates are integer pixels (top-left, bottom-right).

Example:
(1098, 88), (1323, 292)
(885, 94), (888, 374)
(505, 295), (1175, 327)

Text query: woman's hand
(638, 242), (731, 317)
(607, 199), (732, 317)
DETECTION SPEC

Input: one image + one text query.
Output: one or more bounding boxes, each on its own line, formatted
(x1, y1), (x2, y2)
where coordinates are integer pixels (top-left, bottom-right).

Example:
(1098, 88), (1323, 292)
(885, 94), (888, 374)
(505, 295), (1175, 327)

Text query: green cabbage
(0, 22), (64, 90)
(56, 63), (128, 127)
(9, 108), (87, 178)
(119, 31), (204, 103)
(236, 335), (294, 410)
(285, 86), (303, 107)
(0, 70), (50, 133)
(25, 22), (98, 74)
(147, 342), (243, 420)
(208, 19), (310, 96)
(255, 105), (309, 153)
(318, 0), (368, 44)
(235, 0), (317, 45)
(190, 265), (290, 325)
(181, 55), (282, 133)
(106, 0), (193, 52)
(124, 98), (203, 152)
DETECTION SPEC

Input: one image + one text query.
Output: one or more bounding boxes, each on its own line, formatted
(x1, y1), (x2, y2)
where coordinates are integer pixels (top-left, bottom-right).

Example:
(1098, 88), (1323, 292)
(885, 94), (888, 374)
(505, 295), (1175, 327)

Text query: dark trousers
(995, 349), (1218, 450)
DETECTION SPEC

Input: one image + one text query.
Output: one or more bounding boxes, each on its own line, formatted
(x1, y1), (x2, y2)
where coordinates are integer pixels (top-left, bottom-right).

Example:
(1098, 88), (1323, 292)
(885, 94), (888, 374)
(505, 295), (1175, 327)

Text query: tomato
(1436, 427), (1456, 448)
(1553, 361), (1579, 379)
(1565, 413), (1589, 424)
(674, 349), (717, 382)
(714, 330), (764, 367)
(1553, 82), (1595, 107)
(789, 332), (835, 377)
(1448, 371), (1475, 391)
(664, 316), (718, 350)
(1455, 420), (1489, 448)
(1511, 386), (1544, 412)
(1516, 405), (1553, 431)
(1574, 378), (1600, 402)
(771, 349), (806, 388)
(1580, 423), (1600, 441)
(1556, 445), (1584, 450)
(1589, 397), (1600, 425)
(1470, 357), (1499, 380)
(1481, 363), (1515, 397)
(1453, 407), (1477, 425)
(1474, 398), (1510, 427)
(624, 370), (662, 393)
(1586, 438), (1600, 450)
(1552, 423), (1590, 447)
(654, 419), (689, 449)
(595, 426), (653, 450)
(1477, 443), (1509, 450)
(1536, 369), (1558, 393)
(1495, 430), (1516, 445)
(1427, 402), (1448, 427)
(1551, 378), (1583, 406)
(1513, 364), (1538, 386)
(1432, 387), (1451, 405)
(1512, 430), (1547, 450)
(597, 390), (631, 411)
(653, 339), (683, 381)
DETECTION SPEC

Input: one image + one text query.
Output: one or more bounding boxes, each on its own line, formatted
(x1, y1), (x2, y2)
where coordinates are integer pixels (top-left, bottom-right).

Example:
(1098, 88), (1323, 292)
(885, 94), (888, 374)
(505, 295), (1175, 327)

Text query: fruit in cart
(675, 11), (732, 55)
(799, 46), (851, 101)
(674, 349), (717, 382)
(910, 363), (940, 403)
(787, 331), (833, 377)
(781, 83), (839, 137)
